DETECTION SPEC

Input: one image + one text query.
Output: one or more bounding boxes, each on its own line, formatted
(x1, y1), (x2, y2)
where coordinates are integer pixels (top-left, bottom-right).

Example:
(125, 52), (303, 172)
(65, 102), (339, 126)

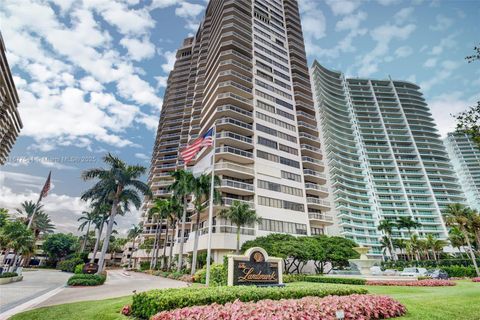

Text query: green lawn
(10, 281), (480, 320)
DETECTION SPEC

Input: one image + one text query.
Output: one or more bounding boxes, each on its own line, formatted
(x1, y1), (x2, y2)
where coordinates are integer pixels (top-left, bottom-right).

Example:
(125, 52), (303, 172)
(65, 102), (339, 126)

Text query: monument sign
(227, 247), (283, 286)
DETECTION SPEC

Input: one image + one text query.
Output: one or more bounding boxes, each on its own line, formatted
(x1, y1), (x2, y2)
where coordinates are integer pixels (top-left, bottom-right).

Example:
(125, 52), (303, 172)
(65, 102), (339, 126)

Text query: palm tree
(148, 199), (170, 269)
(393, 238), (407, 260)
(16, 201), (39, 220)
(396, 216), (421, 237)
(167, 169), (194, 272)
(127, 224), (143, 269)
(78, 210), (97, 253)
(89, 201), (110, 263)
(471, 210), (480, 250)
(81, 153), (151, 273)
(16, 201), (54, 239)
(219, 201), (260, 253)
(409, 234), (421, 261)
(167, 198), (183, 271)
(0, 221), (35, 269)
(432, 238), (448, 261)
(190, 174), (221, 274)
(443, 203), (480, 276)
(449, 227), (466, 256)
(425, 234), (436, 260)
(377, 219), (397, 261)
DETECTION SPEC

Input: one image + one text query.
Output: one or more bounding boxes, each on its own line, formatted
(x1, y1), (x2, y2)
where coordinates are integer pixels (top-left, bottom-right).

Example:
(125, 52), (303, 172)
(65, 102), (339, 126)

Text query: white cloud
(335, 11), (367, 31)
(161, 50), (177, 73)
(120, 36), (156, 61)
(420, 60), (460, 92)
(155, 75), (168, 89)
(394, 46), (413, 58)
(423, 57), (437, 68)
(377, 0), (401, 5)
(429, 14), (453, 31)
(324, 0), (361, 15)
(429, 34), (456, 56)
(175, 2), (204, 18)
(394, 7), (414, 25)
(134, 153), (150, 161)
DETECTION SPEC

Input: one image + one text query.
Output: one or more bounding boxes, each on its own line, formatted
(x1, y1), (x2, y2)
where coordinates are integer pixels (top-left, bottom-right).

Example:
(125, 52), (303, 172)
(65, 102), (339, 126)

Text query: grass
(291, 280), (480, 320)
(10, 281), (480, 320)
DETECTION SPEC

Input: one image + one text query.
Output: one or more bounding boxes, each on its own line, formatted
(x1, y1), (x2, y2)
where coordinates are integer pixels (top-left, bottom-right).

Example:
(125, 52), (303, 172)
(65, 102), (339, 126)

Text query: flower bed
(366, 279), (455, 287)
(472, 277), (480, 283)
(151, 295), (406, 320)
(131, 285), (368, 319)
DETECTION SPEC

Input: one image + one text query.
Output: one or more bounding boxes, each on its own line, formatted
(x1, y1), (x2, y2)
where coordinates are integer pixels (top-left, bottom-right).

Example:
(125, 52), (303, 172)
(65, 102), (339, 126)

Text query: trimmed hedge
(0, 272), (18, 278)
(67, 273), (107, 286)
(382, 258), (480, 269)
(57, 257), (84, 273)
(131, 285), (368, 319)
(441, 266), (477, 278)
(283, 274), (308, 283)
(193, 264), (227, 286)
(304, 276), (366, 285)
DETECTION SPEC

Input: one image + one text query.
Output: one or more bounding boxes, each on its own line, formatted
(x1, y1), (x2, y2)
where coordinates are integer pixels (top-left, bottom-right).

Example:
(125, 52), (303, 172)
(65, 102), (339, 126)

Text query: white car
(400, 267), (427, 277)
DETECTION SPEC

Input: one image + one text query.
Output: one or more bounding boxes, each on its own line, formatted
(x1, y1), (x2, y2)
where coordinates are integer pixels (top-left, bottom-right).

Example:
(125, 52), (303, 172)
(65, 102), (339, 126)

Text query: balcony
(308, 213), (334, 225)
(305, 183), (329, 197)
(303, 169), (326, 183)
(214, 162), (254, 179)
(216, 131), (252, 149)
(216, 117), (253, 136)
(220, 179), (254, 196)
(216, 146), (254, 164)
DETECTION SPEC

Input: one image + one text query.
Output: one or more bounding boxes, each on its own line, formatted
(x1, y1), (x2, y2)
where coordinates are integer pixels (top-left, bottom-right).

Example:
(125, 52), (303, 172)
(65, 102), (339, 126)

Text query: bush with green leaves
(139, 261), (150, 271)
(131, 284), (368, 319)
(0, 272), (18, 278)
(67, 273), (107, 286)
(441, 265), (477, 278)
(283, 274), (308, 283)
(382, 258), (480, 269)
(193, 263), (227, 286)
(74, 263), (85, 274)
(57, 257), (84, 273)
(303, 276), (366, 285)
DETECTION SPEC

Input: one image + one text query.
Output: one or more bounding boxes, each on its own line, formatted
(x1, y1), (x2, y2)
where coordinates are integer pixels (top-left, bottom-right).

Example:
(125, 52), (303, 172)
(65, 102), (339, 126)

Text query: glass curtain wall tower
(445, 132), (480, 211)
(311, 61), (464, 256)
(143, 0), (331, 263)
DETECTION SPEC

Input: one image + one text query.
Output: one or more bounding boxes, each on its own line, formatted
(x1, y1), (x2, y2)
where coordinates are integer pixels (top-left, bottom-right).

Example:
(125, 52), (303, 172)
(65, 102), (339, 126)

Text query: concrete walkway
(0, 269), (187, 319)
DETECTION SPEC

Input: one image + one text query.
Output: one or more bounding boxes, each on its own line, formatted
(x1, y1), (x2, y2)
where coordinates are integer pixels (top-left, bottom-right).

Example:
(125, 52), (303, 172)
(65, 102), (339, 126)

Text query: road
(0, 269), (188, 319)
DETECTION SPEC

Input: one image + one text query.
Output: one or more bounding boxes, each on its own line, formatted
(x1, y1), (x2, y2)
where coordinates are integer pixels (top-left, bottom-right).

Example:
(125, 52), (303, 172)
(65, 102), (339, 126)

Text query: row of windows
(258, 179), (303, 196)
(259, 218), (308, 235)
(257, 150), (300, 168)
(282, 170), (302, 182)
(256, 123), (297, 143)
(257, 135), (298, 156)
(258, 196), (305, 212)
(256, 111), (295, 131)
(253, 19), (286, 42)
(254, 35), (287, 56)
(255, 43), (288, 63)
(256, 79), (292, 99)
(255, 51), (289, 72)
(256, 90), (293, 110)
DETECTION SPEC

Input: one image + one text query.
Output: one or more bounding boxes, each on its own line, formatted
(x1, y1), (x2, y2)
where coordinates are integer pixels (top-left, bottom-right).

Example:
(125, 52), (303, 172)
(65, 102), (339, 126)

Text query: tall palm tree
(471, 210), (480, 250)
(148, 199), (170, 269)
(167, 198), (183, 271)
(393, 238), (406, 260)
(219, 201), (260, 253)
(443, 203), (480, 276)
(127, 224), (143, 269)
(377, 219), (397, 261)
(0, 221), (35, 268)
(16, 201), (40, 220)
(408, 234), (421, 261)
(16, 201), (54, 239)
(425, 234), (436, 260)
(190, 174), (221, 274)
(449, 227), (466, 256)
(81, 153), (151, 273)
(432, 238), (448, 261)
(167, 169), (194, 272)
(396, 216), (421, 237)
(78, 210), (97, 253)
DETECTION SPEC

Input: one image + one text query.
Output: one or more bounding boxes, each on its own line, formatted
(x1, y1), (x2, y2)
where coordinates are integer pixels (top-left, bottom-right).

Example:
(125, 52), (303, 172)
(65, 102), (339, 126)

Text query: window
(282, 170), (302, 182)
(279, 143), (298, 155)
(258, 136), (278, 149)
(256, 124), (297, 143)
(256, 80), (292, 99)
(280, 157), (300, 168)
(258, 196), (304, 211)
(256, 111), (295, 131)
(258, 180), (302, 196)
(259, 218), (307, 235)
(257, 150), (279, 162)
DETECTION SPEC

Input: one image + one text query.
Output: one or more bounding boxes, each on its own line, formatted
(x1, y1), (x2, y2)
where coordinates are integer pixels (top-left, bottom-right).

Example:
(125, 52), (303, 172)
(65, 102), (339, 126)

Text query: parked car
(426, 269), (449, 279)
(400, 267), (427, 277)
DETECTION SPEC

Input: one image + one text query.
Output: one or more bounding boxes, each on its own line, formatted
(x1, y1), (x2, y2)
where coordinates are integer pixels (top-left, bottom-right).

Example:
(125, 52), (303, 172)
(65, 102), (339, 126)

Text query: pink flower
(121, 304), (131, 316)
(366, 279), (455, 287)
(150, 295), (406, 320)
(472, 277), (480, 283)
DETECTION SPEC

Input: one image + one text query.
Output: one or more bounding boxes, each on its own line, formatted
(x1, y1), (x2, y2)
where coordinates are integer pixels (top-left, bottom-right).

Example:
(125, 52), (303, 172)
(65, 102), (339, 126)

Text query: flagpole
(28, 171), (51, 229)
(205, 125), (216, 287)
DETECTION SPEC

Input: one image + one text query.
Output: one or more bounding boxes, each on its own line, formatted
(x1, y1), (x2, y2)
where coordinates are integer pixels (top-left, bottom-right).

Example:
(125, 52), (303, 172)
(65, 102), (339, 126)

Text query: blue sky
(0, 0), (478, 234)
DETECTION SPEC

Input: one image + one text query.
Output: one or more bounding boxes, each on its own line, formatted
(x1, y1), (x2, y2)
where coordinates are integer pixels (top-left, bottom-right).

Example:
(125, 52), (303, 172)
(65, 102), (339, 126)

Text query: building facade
(0, 32), (22, 165)
(144, 0), (331, 264)
(311, 61), (464, 256)
(445, 132), (480, 211)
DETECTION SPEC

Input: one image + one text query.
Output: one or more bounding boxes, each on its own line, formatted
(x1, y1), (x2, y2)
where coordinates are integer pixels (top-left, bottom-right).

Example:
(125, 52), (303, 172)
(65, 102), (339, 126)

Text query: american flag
(40, 171), (51, 200)
(180, 128), (214, 164)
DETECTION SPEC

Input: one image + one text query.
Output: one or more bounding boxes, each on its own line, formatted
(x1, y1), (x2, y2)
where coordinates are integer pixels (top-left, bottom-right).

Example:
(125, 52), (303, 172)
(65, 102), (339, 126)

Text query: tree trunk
(168, 220), (177, 271)
(151, 218), (160, 269)
(162, 220), (169, 269)
(177, 196), (187, 272)
(97, 200), (118, 274)
(463, 230), (480, 276)
(236, 226), (241, 254)
(388, 236), (397, 261)
(80, 222), (91, 253)
(153, 219), (163, 269)
(191, 209), (201, 275)
(128, 239), (135, 269)
(91, 222), (104, 264)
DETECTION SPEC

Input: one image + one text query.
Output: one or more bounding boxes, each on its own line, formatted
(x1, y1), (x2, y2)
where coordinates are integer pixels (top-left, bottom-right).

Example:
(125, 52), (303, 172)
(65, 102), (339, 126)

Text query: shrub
(131, 285), (368, 319)
(441, 266), (477, 278)
(366, 279), (455, 287)
(139, 261), (150, 271)
(417, 276), (432, 280)
(179, 274), (194, 283)
(282, 274), (307, 283)
(472, 277), (480, 283)
(67, 273), (107, 286)
(193, 264), (226, 286)
(382, 258), (480, 269)
(304, 276), (366, 285)
(57, 257), (84, 273)
(151, 294), (406, 320)
(0, 272), (18, 278)
(74, 263), (85, 274)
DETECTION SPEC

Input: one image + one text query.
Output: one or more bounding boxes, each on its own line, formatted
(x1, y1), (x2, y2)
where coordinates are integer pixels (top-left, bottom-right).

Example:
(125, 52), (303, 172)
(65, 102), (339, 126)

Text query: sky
(0, 0), (479, 236)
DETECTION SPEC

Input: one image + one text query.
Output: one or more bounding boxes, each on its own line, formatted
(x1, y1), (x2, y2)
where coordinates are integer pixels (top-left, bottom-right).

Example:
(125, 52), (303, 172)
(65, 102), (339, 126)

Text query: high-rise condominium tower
(311, 62), (464, 256)
(0, 32), (22, 165)
(143, 0), (331, 263)
(445, 132), (480, 211)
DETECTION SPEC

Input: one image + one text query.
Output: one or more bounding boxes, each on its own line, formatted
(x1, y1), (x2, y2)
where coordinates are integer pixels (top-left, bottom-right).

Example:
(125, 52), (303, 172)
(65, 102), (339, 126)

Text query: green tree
(78, 210), (97, 253)
(166, 198), (182, 271)
(0, 220), (35, 267)
(167, 169), (194, 272)
(190, 174), (221, 274)
(42, 233), (78, 265)
(449, 227), (466, 255)
(219, 200), (260, 254)
(81, 153), (151, 273)
(16, 201), (54, 239)
(0, 208), (9, 228)
(443, 203), (479, 276)
(148, 199), (170, 269)
(377, 219), (397, 261)
(396, 216), (421, 237)
(127, 224), (143, 269)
